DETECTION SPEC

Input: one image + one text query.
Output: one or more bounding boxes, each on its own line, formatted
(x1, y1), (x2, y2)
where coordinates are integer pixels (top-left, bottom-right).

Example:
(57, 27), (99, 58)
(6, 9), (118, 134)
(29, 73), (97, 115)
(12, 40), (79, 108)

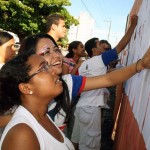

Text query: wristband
(136, 59), (141, 73)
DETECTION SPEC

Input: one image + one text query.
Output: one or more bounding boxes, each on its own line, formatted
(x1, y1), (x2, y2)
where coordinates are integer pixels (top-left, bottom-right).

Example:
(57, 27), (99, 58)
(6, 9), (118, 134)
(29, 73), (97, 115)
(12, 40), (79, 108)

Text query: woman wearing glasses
(0, 51), (75, 150)
(0, 34), (88, 137)
(18, 34), (86, 131)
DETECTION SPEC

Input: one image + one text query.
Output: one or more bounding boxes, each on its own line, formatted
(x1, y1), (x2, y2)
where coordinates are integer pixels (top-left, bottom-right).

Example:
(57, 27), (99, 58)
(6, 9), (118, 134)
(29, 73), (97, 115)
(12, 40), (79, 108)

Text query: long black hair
(18, 33), (71, 122)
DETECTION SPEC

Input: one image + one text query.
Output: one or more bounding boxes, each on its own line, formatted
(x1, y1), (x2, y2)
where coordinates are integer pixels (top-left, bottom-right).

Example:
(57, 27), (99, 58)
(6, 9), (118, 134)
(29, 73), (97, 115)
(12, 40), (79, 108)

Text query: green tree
(0, 0), (79, 40)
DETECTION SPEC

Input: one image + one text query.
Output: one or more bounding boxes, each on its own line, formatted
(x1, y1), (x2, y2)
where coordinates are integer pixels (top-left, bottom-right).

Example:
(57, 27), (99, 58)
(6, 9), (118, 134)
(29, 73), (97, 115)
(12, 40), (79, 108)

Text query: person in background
(62, 40), (87, 139)
(99, 39), (112, 52)
(0, 31), (16, 68)
(62, 41), (87, 75)
(71, 14), (138, 150)
(46, 14), (67, 43)
(0, 31), (16, 138)
(98, 40), (117, 147)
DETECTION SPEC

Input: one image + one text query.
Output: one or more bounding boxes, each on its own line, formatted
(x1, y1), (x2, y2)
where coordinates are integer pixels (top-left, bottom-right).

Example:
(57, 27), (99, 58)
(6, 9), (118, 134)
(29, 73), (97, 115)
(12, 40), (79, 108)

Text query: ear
(19, 83), (33, 95)
(51, 24), (57, 31)
(92, 47), (96, 56)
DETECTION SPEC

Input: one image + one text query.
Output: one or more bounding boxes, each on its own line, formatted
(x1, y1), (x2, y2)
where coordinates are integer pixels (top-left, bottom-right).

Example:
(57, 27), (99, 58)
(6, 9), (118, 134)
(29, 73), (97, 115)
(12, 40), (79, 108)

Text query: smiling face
(35, 38), (63, 74)
(75, 42), (86, 57)
(27, 54), (63, 100)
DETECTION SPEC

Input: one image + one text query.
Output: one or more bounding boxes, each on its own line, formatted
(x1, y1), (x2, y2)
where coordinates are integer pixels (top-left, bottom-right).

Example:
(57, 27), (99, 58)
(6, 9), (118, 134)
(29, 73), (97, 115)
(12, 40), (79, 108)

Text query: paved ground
(100, 86), (116, 150)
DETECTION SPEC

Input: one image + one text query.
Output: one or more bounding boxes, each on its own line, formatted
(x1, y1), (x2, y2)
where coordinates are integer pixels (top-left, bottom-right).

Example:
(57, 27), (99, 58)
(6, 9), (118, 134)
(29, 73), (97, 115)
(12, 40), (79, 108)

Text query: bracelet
(136, 59), (141, 73)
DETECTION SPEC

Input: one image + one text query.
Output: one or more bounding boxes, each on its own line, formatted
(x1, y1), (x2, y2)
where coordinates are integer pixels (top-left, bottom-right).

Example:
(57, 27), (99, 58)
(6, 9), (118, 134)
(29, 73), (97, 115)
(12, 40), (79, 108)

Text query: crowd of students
(0, 13), (150, 150)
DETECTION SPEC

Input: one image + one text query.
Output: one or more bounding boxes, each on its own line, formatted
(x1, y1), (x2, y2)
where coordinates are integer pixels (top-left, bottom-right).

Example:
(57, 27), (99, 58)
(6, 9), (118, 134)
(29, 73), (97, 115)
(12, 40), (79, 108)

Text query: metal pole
(107, 21), (111, 41)
(104, 20), (112, 41)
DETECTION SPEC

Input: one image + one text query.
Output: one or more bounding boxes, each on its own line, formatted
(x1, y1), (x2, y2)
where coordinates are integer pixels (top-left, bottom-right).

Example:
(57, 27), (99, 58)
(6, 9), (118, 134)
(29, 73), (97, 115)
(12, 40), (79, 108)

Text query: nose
(11, 45), (17, 53)
(53, 50), (63, 58)
(11, 47), (16, 55)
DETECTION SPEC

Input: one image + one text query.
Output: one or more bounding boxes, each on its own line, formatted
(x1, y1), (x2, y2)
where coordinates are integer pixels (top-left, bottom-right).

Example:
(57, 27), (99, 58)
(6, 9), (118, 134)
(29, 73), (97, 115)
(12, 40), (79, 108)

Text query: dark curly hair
(0, 51), (34, 114)
(18, 33), (71, 122)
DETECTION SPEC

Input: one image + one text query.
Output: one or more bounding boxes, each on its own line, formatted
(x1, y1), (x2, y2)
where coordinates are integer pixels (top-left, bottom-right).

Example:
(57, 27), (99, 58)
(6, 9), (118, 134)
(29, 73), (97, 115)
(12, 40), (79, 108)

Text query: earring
(29, 91), (33, 95)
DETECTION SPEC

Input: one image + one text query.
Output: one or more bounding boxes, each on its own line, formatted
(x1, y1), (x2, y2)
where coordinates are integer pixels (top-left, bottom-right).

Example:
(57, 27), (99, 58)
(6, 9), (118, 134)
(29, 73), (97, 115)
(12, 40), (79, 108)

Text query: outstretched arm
(115, 14), (138, 54)
(83, 47), (150, 91)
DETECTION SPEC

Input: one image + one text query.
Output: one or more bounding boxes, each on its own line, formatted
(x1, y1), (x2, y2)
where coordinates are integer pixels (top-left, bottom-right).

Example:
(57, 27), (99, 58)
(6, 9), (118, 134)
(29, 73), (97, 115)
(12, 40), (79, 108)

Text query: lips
(51, 57), (62, 67)
(51, 61), (61, 66)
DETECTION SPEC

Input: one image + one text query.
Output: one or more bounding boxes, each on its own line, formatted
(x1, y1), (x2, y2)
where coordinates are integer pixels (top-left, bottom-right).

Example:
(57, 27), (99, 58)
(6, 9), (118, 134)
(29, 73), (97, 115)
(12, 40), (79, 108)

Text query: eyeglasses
(38, 46), (61, 56)
(14, 43), (20, 49)
(12, 43), (20, 51)
(28, 62), (51, 80)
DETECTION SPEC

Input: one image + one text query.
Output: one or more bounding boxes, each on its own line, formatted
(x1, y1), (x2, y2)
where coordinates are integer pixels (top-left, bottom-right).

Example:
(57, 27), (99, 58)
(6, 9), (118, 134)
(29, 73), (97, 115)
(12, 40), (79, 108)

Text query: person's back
(77, 38), (112, 107)
(77, 55), (108, 107)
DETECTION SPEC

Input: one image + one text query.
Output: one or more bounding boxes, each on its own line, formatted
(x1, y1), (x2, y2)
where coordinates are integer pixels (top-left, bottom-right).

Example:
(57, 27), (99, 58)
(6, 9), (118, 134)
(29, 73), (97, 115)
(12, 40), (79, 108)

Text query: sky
(66, 0), (135, 47)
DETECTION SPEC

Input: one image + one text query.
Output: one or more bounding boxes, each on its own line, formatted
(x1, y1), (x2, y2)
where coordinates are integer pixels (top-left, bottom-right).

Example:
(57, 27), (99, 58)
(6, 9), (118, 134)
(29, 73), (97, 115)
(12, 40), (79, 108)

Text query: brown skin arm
(83, 46), (150, 91)
(70, 60), (84, 75)
(2, 123), (40, 150)
(0, 115), (12, 128)
(115, 14), (138, 54)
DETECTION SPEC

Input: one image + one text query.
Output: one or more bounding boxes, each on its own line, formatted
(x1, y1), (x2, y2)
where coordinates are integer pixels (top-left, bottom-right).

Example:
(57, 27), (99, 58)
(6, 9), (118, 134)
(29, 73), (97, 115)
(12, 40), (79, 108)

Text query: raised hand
(130, 14), (138, 27)
(136, 47), (150, 72)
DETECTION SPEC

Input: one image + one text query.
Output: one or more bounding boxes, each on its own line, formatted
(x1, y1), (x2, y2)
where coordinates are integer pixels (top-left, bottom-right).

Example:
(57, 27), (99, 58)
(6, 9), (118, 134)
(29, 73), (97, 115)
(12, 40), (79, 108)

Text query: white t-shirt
(77, 48), (118, 107)
(0, 106), (75, 150)
(77, 55), (107, 107)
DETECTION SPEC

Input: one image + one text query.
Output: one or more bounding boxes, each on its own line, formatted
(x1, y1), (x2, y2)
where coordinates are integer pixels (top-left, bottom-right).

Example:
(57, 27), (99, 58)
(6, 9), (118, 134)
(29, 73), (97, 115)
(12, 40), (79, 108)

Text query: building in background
(68, 12), (95, 44)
